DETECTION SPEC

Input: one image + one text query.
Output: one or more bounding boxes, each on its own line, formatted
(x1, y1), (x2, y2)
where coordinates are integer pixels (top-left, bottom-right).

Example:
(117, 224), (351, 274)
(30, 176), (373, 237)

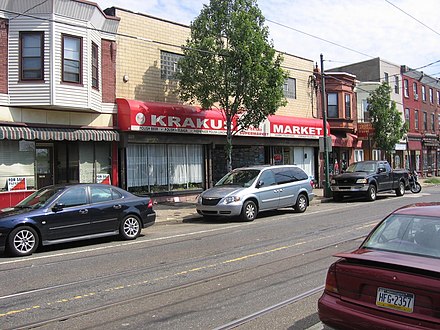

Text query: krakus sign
(117, 99), (327, 139)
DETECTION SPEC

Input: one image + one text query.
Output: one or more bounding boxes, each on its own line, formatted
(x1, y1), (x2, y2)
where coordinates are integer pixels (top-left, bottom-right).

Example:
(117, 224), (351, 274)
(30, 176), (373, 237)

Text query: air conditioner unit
(414, 94), (419, 100)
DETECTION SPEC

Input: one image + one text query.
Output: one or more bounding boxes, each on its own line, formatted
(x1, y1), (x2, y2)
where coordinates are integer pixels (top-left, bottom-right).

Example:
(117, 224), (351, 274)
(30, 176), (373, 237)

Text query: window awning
(407, 140), (422, 150)
(0, 126), (119, 141)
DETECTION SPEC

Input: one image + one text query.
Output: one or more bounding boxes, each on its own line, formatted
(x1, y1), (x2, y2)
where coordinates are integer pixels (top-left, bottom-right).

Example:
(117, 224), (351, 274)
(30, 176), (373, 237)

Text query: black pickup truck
(330, 160), (409, 202)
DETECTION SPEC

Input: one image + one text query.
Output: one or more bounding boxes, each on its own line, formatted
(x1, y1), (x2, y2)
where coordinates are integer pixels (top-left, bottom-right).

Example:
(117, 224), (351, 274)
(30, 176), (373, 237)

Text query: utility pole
(320, 54), (331, 197)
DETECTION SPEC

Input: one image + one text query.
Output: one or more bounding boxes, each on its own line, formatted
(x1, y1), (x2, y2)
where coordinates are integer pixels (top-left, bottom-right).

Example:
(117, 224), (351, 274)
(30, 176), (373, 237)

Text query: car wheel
(240, 200), (257, 222)
(333, 192), (343, 202)
(7, 226), (39, 257)
(366, 185), (377, 201)
(120, 215), (141, 240)
(395, 181), (405, 196)
(294, 194), (308, 213)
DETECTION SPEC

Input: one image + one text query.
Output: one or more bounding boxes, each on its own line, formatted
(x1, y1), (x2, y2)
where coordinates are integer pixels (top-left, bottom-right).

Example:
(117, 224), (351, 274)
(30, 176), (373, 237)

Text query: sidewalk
(153, 188), (329, 223)
(153, 178), (437, 223)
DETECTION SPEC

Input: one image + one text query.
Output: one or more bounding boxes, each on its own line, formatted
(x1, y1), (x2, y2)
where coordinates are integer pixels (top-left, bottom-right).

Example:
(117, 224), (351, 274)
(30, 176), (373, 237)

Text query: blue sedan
(0, 184), (156, 257)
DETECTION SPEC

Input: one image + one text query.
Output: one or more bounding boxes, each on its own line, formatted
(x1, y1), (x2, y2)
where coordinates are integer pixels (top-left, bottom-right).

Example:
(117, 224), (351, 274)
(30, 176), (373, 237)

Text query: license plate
(376, 287), (414, 313)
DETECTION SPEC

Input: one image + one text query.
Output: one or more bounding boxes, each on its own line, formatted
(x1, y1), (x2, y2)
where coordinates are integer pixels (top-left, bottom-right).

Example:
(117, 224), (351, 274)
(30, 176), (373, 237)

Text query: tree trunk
(225, 116), (233, 172)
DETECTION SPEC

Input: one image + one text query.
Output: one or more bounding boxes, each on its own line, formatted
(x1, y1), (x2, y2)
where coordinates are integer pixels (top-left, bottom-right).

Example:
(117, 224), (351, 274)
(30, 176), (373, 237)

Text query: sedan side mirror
(52, 203), (65, 212)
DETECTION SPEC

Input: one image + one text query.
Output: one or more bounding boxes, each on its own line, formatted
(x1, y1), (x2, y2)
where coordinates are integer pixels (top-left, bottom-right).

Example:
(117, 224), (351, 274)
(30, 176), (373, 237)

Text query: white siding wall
(53, 17), (89, 109)
(8, 16), (51, 106)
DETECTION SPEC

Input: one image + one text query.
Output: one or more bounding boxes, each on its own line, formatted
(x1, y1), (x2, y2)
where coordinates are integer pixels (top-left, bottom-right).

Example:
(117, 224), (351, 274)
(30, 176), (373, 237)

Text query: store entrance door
(36, 145), (54, 188)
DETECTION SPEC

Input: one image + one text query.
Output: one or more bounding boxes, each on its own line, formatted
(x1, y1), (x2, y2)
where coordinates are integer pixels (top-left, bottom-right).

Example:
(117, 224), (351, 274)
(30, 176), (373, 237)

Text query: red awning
(116, 99), (329, 139)
(331, 133), (362, 148)
(267, 115), (329, 139)
(408, 140), (422, 150)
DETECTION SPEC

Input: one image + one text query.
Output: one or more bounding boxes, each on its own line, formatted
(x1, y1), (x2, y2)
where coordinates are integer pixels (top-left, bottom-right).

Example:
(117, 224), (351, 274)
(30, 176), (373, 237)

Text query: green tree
(176, 0), (287, 172)
(367, 82), (407, 158)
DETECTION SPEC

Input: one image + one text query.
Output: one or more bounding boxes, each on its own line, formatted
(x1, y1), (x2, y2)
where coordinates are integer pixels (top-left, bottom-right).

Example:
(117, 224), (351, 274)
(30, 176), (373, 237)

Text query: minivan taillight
(310, 180), (315, 188)
(147, 199), (153, 208)
(324, 262), (339, 295)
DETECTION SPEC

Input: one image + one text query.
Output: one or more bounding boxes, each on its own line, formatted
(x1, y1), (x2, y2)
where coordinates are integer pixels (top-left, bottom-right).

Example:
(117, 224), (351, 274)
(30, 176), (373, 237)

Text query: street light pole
(320, 54), (331, 197)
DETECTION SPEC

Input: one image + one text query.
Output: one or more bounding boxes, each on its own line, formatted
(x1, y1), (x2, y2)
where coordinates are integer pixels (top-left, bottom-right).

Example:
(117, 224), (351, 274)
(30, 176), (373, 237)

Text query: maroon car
(318, 203), (440, 330)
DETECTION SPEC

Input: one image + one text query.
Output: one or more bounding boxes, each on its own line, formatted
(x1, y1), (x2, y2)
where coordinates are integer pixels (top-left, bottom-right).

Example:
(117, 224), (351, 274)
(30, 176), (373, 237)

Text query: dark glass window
(327, 93), (338, 118)
(63, 35), (82, 83)
(57, 187), (87, 207)
(258, 170), (276, 187)
(92, 42), (99, 89)
(20, 32), (44, 80)
(345, 94), (351, 119)
(91, 186), (113, 203)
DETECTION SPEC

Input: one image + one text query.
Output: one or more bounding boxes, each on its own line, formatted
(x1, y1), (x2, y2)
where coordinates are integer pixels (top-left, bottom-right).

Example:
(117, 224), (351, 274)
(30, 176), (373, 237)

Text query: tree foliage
(176, 0), (287, 171)
(367, 82), (407, 156)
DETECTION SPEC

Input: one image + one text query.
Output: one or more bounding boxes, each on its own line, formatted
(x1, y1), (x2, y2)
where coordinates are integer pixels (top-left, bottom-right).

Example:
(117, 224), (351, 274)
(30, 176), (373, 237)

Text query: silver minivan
(196, 165), (315, 221)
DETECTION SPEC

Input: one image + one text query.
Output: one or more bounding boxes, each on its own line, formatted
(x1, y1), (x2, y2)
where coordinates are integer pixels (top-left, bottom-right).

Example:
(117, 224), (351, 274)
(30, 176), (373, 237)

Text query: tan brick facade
(113, 9), (317, 118)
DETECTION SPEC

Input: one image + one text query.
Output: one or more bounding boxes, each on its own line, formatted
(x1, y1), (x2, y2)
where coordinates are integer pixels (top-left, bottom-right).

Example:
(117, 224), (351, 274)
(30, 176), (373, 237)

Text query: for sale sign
(97, 174), (111, 185)
(7, 177), (27, 191)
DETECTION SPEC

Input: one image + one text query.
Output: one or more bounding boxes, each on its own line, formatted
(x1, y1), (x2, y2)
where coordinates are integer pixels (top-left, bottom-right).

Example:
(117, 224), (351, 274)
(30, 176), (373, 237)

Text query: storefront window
(127, 144), (203, 194)
(0, 141), (35, 190)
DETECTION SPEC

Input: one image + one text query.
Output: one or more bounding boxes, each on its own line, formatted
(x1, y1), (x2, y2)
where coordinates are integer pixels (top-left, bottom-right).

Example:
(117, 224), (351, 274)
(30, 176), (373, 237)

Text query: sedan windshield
(362, 214), (440, 258)
(215, 169), (260, 188)
(16, 187), (65, 209)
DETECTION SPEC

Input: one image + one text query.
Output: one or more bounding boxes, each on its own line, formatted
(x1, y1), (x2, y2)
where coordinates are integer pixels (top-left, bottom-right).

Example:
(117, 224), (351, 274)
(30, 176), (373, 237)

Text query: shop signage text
(7, 177), (27, 191)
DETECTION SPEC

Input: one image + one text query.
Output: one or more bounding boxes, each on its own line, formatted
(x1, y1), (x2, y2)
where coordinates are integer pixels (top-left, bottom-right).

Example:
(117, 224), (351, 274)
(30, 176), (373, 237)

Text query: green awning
(0, 126), (119, 141)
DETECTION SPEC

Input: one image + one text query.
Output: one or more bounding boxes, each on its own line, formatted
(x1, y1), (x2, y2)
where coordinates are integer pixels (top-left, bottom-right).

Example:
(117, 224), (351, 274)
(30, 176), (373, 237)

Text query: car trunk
(334, 250), (440, 325)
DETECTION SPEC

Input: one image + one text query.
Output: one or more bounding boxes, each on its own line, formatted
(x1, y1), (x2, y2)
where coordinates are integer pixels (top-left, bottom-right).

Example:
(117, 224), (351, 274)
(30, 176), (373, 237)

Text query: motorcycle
(407, 170), (422, 193)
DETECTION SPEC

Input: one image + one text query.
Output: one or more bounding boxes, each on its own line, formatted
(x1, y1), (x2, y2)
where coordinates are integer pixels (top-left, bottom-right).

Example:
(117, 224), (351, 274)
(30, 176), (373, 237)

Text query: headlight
(197, 195), (202, 203)
(331, 179), (336, 184)
(356, 178), (368, 184)
(225, 196), (240, 204)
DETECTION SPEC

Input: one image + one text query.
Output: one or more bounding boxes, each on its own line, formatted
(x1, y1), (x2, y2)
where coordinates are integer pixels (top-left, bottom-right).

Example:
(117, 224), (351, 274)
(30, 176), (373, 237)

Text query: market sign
(117, 99), (329, 140)
(7, 177), (27, 191)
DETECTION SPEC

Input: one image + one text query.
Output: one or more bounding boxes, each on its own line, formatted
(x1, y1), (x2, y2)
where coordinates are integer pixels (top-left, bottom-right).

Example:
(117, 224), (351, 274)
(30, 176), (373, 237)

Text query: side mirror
(377, 168), (386, 174)
(256, 180), (264, 188)
(52, 203), (65, 212)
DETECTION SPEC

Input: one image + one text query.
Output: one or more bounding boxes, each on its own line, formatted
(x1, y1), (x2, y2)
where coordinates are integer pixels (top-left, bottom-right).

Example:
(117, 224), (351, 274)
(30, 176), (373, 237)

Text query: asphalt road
(0, 186), (438, 330)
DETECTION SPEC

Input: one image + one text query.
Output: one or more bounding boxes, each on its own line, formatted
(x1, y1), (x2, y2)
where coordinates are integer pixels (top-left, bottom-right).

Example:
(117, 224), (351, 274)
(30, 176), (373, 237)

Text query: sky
(94, 0), (440, 77)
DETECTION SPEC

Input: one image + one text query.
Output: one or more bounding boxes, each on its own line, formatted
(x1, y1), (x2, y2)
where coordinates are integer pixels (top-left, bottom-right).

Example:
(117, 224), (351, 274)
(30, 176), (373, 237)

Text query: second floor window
(362, 99), (370, 122)
(429, 88), (433, 103)
(404, 108), (410, 125)
(384, 72), (389, 84)
(437, 91), (440, 105)
(422, 85), (426, 102)
(413, 82), (418, 100)
(394, 76), (399, 94)
(283, 78), (296, 99)
(431, 113), (435, 131)
(20, 31), (44, 80)
(415, 110), (419, 129)
(344, 94), (351, 119)
(327, 93), (338, 118)
(404, 79), (409, 97)
(62, 35), (82, 84)
(91, 42), (99, 89)
(161, 51), (182, 80)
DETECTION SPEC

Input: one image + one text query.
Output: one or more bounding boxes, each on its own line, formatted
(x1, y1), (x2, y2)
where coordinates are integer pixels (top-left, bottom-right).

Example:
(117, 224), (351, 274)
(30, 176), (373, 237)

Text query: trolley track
(3, 235), (364, 329)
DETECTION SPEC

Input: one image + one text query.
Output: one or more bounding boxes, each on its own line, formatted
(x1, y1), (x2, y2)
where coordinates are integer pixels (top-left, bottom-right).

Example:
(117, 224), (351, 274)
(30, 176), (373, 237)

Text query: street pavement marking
(0, 220), (369, 319)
